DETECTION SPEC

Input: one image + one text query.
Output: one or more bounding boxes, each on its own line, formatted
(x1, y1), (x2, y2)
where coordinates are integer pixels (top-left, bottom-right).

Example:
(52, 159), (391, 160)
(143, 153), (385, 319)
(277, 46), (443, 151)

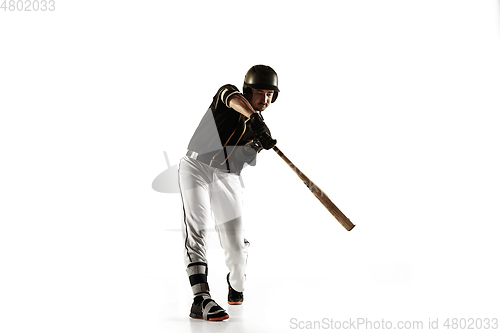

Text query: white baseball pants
(178, 156), (249, 292)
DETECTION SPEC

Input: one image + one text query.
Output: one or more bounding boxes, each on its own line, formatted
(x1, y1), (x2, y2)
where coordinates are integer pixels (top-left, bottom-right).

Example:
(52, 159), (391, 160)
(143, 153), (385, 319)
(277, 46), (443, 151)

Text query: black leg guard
(187, 262), (209, 296)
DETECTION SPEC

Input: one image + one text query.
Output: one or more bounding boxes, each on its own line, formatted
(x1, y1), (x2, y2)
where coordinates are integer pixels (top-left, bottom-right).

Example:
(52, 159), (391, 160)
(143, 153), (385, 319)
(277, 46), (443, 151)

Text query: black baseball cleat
(190, 294), (229, 321)
(227, 273), (244, 305)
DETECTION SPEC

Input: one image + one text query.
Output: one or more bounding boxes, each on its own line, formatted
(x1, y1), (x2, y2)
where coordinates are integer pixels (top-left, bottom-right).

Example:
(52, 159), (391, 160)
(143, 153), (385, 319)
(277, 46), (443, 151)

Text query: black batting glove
(258, 132), (277, 150)
(249, 113), (266, 137)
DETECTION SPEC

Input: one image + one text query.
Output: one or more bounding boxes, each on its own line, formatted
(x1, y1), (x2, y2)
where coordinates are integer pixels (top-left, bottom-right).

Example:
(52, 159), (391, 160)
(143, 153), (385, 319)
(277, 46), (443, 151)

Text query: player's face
(249, 89), (274, 111)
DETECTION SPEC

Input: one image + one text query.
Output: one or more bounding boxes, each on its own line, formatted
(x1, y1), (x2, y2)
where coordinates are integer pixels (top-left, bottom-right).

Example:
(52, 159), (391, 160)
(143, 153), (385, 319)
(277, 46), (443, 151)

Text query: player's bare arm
(227, 93), (256, 118)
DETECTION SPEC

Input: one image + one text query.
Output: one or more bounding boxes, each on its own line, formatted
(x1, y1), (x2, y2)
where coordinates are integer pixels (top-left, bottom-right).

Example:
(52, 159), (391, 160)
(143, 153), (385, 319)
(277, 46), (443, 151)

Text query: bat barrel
(273, 146), (355, 231)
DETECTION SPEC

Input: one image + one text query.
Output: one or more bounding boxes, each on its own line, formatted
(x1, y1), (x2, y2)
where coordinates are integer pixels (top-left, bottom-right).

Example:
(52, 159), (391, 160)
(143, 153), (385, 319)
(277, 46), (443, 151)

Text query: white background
(1, 1), (499, 332)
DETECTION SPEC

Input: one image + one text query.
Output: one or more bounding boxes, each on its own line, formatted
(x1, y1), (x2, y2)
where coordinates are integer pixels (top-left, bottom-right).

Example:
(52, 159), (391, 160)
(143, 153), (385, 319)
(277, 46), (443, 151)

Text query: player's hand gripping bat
(273, 146), (355, 231)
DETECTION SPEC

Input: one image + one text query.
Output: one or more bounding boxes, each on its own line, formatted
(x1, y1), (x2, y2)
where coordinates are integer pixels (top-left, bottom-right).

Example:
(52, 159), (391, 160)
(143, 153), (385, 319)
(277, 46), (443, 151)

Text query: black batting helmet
(243, 65), (280, 103)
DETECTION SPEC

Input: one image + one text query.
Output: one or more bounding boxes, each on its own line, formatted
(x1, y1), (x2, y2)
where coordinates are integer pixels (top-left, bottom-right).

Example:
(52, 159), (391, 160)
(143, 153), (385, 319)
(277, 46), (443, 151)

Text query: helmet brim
(244, 83), (280, 92)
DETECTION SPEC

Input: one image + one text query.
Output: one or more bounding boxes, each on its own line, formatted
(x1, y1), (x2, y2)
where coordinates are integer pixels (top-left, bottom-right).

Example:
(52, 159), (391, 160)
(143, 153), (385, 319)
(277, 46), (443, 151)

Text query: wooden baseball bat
(273, 146), (355, 231)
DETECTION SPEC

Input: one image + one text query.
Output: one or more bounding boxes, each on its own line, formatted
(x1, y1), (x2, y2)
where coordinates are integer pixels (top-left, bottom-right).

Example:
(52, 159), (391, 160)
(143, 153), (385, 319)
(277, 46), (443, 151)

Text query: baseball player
(178, 65), (279, 321)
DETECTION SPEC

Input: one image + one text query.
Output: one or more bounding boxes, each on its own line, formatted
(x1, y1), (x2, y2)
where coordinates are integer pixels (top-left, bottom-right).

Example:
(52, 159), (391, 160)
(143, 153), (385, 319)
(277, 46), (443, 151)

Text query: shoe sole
(228, 301), (243, 305)
(190, 314), (229, 321)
